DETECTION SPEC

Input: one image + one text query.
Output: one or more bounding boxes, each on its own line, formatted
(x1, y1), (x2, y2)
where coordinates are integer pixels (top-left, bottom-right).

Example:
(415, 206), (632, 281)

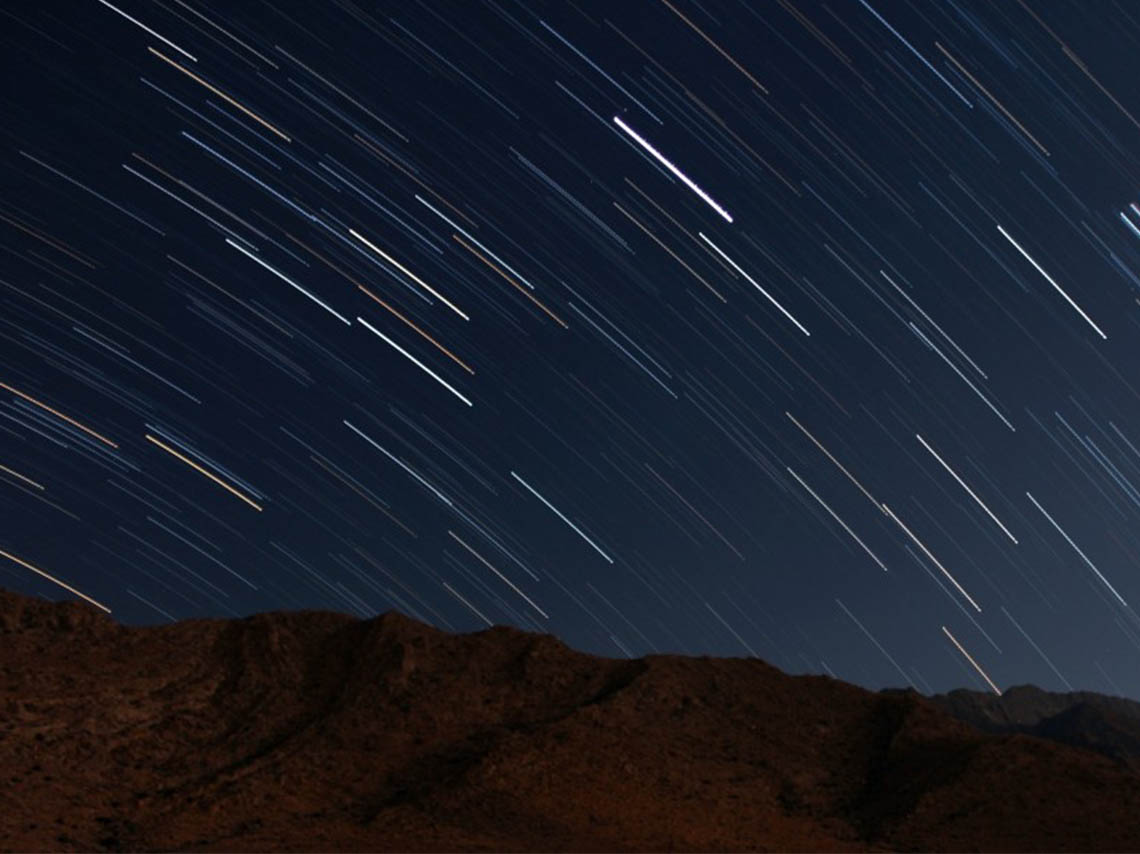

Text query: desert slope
(1, 587), (1137, 852)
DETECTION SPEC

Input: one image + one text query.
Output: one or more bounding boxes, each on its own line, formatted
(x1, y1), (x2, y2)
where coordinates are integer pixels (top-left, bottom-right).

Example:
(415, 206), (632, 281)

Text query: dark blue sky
(3, 0), (1140, 699)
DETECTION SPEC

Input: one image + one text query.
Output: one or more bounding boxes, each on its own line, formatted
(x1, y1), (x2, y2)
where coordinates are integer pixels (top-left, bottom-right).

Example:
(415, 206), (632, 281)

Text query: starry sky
(3, 0), (1140, 700)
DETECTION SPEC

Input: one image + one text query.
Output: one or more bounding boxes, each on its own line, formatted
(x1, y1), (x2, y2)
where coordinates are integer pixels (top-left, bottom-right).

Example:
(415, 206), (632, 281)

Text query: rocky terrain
(2, 586), (1137, 852)
(928, 682), (1140, 773)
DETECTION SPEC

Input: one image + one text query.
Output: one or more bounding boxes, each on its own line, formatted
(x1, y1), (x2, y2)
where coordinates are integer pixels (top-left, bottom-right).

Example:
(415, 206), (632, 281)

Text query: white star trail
(997, 225), (1107, 339)
(613, 116), (734, 223)
(943, 625), (1002, 695)
(510, 471), (614, 563)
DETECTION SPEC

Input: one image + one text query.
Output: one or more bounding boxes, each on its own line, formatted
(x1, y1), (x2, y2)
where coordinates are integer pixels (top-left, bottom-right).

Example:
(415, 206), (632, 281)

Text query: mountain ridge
(2, 586), (1138, 851)
(926, 682), (1140, 772)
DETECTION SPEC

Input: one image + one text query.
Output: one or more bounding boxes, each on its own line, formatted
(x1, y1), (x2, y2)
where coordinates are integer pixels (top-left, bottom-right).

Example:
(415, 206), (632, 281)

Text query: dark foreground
(2, 587), (1137, 852)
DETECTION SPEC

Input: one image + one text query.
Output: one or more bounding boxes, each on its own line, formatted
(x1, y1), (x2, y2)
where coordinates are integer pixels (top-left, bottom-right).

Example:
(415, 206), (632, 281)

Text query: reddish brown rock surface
(1, 587), (1137, 852)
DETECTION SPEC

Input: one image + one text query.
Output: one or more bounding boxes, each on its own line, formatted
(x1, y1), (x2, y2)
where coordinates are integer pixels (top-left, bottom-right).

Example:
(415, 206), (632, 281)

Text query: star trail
(3, 0), (1140, 701)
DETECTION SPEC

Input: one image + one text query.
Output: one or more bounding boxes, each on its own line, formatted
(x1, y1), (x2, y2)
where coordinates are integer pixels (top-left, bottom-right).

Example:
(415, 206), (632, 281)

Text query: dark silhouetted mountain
(4, 586), (1140, 852)
(928, 683), (1140, 771)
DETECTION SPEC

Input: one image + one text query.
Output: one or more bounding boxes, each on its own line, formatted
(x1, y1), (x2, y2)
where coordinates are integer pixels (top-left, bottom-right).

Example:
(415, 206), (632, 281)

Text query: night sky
(3, 0), (1140, 701)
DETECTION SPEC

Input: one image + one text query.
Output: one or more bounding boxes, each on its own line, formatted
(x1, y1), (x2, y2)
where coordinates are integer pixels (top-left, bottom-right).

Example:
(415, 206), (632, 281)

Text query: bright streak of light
(856, 0), (973, 108)
(95, 0), (198, 62)
(146, 424), (264, 500)
(356, 317), (473, 407)
(700, 233), (811, 335)
(942, 625), (1002, 695)
(909, 323), (1015, 432)
(510, 471), (614, 563)
(786, 412), (882, 513)
(443, 580), (493, 626)
(0, 463), (44, 490)
(358, 285), (475, 374)
(997, 225), (1107, 339)
(0, 548), (111, 613)
(0, 380), (118, 448)
(613, 116), (733, 223)
(935, 42), (1049, 156)
(451, 234), (568, 327)
(915, 434), (1018, 543)
(226, 239), (351, 324)
(349, 228), (470, 321)
(415, 195), (537, 290)
(344, 421), (454, 506)
(148, 49), (291, 142)
(882, 503), (982, 612)
(787, 467), (888, 571)
(145, 434), (263, 511)
(1120, 210), (1140, 242)
(1026, 491), (1127, 607)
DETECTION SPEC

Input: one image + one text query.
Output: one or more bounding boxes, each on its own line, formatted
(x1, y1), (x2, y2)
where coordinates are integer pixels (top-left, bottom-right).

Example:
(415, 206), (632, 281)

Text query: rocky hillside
(929, 683), (1140, 772)
(3, 587), (1139, 852)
